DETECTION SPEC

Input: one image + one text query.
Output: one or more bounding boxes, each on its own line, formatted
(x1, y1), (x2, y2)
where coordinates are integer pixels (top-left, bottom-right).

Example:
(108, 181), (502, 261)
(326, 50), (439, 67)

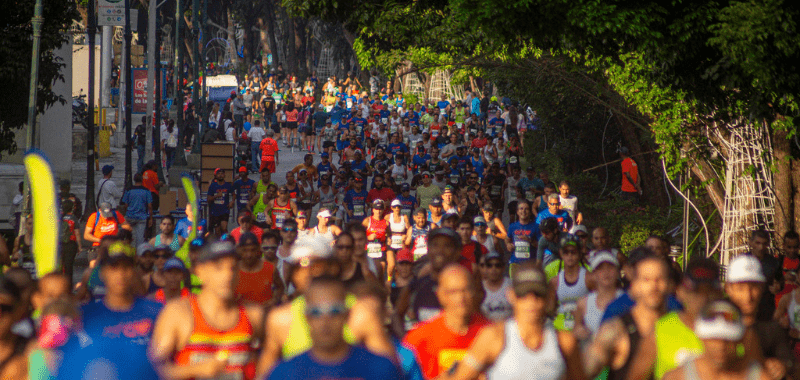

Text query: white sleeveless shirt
(481, 278), (512, 321)
(487, 320), (566, 380)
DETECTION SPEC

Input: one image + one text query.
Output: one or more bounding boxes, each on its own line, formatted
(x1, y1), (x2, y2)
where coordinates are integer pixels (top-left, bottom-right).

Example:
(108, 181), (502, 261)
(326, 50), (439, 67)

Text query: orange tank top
(154, 288), (191, 304)
(174, 296), (256, 380)
(235, 261), (275, 304)
(271, 199), (293, 229)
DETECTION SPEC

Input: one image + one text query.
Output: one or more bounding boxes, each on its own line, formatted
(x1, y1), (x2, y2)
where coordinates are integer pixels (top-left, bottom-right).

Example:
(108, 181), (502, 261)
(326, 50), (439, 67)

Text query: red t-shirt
(470, 138), (488, 149)
(460, 241), (487, 266)
(230, 226), (263, 244)
(621, 157), (639, 193)
(403, 313), (491, 379)
(367, 187), (396, 205)
(260, 138), (279, 161)
(142, 170), (159, 193)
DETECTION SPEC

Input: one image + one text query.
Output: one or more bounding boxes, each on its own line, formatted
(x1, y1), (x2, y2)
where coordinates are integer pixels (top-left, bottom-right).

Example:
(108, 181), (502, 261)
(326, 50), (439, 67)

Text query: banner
(131, 68), (167, 114)
(23, 150), (59, 278)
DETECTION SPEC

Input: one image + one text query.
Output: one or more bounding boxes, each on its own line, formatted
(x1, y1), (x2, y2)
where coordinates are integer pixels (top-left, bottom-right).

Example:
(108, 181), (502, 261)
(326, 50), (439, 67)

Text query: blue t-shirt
(600, 292), (683, 324)
(535, 209), (574, 232)
(396, 194), (417, 216)
(394, 338), (424, 380)
(317, 162), (334, 179)
(232, 178), (256, 211)
(488, 117), (505, 136)
(344, 189), (369, 223)
(388, 143), (409, 158)
(57, 298), (163, 380)
(351, 117), (368, 130)
(176, 217), (207, 239)
(330, 106), (345, 125)
(471, 98), (481, 116)
(207, 181), (233, 216)
(407, 112), (420, 126)
(507, 221), (540, 264)
(437, 100), (450, 110)
(120, 186), (153, 220)
(351, 159), (368, 173)
(267, 345), (402, 380)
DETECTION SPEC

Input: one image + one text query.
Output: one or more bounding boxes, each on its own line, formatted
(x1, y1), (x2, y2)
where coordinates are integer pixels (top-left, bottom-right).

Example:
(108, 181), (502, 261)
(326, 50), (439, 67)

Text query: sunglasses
(336, 244), (354, 250)
(0, 303), (14, 315)
(262, 245), (278, 251)
(549, 202), (561, 206)
(481, 262), (503, 269)
(155, 253), (173, 259)
(305, 303), (348, 318)
(281, 227), (297, 233)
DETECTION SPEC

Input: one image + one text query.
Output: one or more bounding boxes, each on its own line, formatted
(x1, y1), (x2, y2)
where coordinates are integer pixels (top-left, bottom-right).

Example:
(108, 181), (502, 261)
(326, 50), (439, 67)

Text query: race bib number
(491, 185), (502, 196)
(414, 237), (428, 260)
(470, 128), (477, 136)
(353, 205), (365, 217)
(189, 351), (246, 380)
(450, 174), (460, 184)
(391, 234), (404, 249)
(514, 240), (531, 259)
(431, 129), (439, 138)
(381, 118), (388, 124)
(367, 242), (383, 258)
(275, 212), (286, 228)
(390, 124), (398, 134)
(255, 212), (267, 223)
(214, 197), (225, 205)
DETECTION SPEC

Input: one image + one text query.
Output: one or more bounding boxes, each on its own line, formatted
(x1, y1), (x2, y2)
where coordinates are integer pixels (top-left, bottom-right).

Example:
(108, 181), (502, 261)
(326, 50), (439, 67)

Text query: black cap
(684, 257), (721, 289)
(430, 197), (443, 207)
(102, 242), (136, 266)
(196, 241), (240, 263)
(238, 232), (260, 247)
(428, 228), (462, 248)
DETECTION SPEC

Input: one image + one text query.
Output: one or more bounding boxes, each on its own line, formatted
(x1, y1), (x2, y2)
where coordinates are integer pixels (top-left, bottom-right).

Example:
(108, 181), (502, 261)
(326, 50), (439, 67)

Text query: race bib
(189, 351), (246, 380)
(214, 197), (225, 205)
(514, 240), (531, 259)
(391, 234), (404, 249)
(450, 174), (460, 184)
(381, 118), (388, 124)
(367, 241), (383, 258)
(275, 212), (286, 228)
(413, 237), (428, 260)
(353, 205), (365, 217)
(491, 185), (502, 196)
(470, 128), (477, 136)
(255, 212), (267, 223)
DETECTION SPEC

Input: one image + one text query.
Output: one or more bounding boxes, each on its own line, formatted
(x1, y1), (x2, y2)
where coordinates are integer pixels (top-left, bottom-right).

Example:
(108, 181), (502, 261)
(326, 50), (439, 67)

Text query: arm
(624, 333), (657, 380)
(349, 297), (396, 360)
(558, 331), (587, 380)
(572, 297), (591, 342)
(583, 319), (622, 378)
(269, 267), (285, 308)
(84, 225), (100, 245)
(255, 306), (292, 378)
(444, 324), (504, 380)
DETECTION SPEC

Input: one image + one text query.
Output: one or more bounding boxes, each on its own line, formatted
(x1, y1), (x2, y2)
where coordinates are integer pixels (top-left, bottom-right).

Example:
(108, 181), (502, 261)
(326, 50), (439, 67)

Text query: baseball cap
(421, 171), (432, 178)
(391, 199), (402, 207)
(163, 257), (187, 272)
(430, 197), (443, 207)
(372, 199), (385, 209)
(694, 300), (745, 341)
(297, 210), (308, 219)
(571, 225), (589, 236)
(684, 257), (721, 289)
(484, 251), (502, 262)
(443, 185), (454, 194)
(321, 152), (329, 158)
(98, 202), (114, 218)
(725, 255), (765, 283)
(195, 241), (240, 264)
(589, 250), (619, 271)
(396, 249), (413, 263)
(238, 231), (260, 247)
(317, 209), (332, 218)
(288, 236), (334, 265)
(526, 166), (536, 172)
(239, 166), (247, 173)
(214, 168), (224, 175)
(559, 233), (580, 247)
(512, 263), (548, 297)
(101, 165), (114, 175)
(443, 212), (459, 221)
(137, 243), (155, 257)
(102, 241), (136, 266)
(427, 228), (462, 248)
(481, 203), (494, 212)
(401, 183), (410, 191)
(509, 156), (519, 165)
(473, 216), (487, 226)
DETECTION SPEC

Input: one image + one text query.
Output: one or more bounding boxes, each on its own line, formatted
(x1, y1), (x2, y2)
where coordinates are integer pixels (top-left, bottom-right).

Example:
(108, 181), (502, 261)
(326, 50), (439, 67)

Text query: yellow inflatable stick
(23, 150), (59, 278)
(175, 174), (199, 265)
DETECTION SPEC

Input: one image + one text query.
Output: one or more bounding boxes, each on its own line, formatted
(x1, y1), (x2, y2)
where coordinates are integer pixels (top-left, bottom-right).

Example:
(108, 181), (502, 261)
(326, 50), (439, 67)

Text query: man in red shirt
(469, 130), (488, 149)
(456, 216), (486, 273)
(230, 211), (263, 245)
(402, 264), (490, 379)
(619, 146), (640, 203)
(260, 129), (279, 174)
(366, 175), (395, 209)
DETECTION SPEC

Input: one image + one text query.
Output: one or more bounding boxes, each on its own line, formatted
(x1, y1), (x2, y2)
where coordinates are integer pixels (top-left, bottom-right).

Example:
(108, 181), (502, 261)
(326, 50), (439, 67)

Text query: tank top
(555, 267), (588, 330)
(411, 224), (430, 260)
(473, 235), (495, 256)
(300, 181), (314, 202)
(506, 176), (521, 203)
(314, 226), (335, 243)
(789, 289), (800, 330)
(271, 199), (293, 229)
(683, 359), (761, 380)
(282, 295), (358, 360)
(155, 233), (181, 251)
(391, 165), (406, 184)
(174, 296), (256, 379)
(154, 288), (191, 304)
(253, 195), (269, 224)
(388, 214), (407, 249)
(654, 312), (704, 380)
(487, 320), (565, 380)
(608, 312), (641, 380)
(235, 261), (275, 304)
(481, 278), (512, 321)
(585, 290), (624, 336)
(319, 187), (336, 210)
(285, 183), (300, 200)
(366, 217), (388, 244)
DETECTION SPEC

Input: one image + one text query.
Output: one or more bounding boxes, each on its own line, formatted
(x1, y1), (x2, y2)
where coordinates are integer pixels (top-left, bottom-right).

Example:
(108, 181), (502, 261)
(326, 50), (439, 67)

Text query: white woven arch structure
(713, 120), (777, 268)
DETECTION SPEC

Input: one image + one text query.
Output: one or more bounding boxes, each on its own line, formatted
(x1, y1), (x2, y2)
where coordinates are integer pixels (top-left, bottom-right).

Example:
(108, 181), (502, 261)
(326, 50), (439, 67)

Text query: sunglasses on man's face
(305, 303), (348, 318)
(481, 262), (503, 269)
(281, 227), (297, 233)
(262, 245), (278, 251)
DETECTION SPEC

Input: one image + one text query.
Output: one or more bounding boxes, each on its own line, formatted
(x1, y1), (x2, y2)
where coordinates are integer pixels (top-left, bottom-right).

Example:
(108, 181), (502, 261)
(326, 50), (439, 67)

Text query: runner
(264, 186), (298, 230)
(149, 215), (184, 252)
(335, 231), (380, 288)
(572, 250), (622, 342)
(151, 257), (191, 304)
(149, 241), (264, 379)
(549, 234), (592, 331)
(344, 176), (369, 223)
(313, 209), (342, 243)
(406, 208), (434, 262)
(445, 261), (585, 380)
(230, 211), (264, 244)
(363, 199), (389, 267)
(386, 199), (410, 280)
(505, 200), (538, 275)
(479, 252), (513, 321)
(207, 168), (234, 235)
(235, 232), (283, 305)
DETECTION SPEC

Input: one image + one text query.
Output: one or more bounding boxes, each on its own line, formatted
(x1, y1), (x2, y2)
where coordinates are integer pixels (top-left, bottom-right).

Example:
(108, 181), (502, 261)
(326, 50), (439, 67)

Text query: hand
(194, 357), (228, 379)
(763, 358), (786, 380)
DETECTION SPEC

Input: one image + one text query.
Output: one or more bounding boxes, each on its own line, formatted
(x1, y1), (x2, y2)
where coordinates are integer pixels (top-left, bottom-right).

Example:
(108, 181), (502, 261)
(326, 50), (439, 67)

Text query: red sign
(132, 68), (148, 114)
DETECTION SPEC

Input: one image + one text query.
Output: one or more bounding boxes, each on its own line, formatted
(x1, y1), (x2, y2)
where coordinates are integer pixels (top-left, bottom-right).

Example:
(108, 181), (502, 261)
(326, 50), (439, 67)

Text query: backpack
(92, 210), (120, 234)
(59, 215), (74, 244)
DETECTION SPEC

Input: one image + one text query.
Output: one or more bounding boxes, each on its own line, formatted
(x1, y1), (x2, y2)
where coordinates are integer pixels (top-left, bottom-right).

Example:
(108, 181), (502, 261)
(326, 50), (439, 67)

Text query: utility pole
(154, 10), (164, 182)
(191, 0), (199, 153)
(124, 0), (133, 189)
(200, 0), (208, 153)
(173, 0), (187, 166)
(145, 0), (157, 164)
(85, 0), (98, 215)
(23, 0), (45, 216)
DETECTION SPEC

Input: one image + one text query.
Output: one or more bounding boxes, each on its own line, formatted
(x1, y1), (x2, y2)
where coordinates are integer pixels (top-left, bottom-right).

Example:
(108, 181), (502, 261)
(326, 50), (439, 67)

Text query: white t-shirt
(249, 126), (266, 142)
(559, 195), (578, 219)
(225, 126), (236, 142)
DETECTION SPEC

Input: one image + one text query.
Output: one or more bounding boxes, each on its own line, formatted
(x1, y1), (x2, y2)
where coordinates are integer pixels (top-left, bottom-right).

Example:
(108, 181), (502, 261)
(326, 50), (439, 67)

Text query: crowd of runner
(1, 71), (799, 379)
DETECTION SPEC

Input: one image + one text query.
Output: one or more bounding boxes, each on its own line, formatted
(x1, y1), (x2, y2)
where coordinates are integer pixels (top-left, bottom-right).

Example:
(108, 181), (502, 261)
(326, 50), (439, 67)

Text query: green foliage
(0, 0), (80, 159)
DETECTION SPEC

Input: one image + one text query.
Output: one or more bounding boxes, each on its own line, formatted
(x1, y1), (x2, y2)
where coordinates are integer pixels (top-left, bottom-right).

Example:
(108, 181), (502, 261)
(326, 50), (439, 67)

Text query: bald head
(437, 265), (474, 318)
(592, 227), (610, 250)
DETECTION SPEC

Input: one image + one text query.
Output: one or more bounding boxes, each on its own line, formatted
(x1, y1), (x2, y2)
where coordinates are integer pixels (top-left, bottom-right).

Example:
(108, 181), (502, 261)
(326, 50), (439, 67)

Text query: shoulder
(136, 297), (165, 316)
(266, 302), (293, 330)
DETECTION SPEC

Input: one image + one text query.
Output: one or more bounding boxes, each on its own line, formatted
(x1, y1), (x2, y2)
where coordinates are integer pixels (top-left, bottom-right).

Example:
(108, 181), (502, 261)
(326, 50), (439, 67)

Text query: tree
(0, 0), (80, 159)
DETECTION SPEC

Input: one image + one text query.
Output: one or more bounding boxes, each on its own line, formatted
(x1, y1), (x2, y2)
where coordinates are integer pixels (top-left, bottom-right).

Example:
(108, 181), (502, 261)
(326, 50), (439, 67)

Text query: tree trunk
(689, 158), (726, 214)
(772, 127), (792, 240)
(294, 18), (308, 78)
(793, 159), (800, 232)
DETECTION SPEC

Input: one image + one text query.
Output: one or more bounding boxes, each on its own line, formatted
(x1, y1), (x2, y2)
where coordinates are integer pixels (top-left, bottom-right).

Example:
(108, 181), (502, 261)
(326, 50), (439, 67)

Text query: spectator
(97, 165), (122, 209)
(119, 172), (153, 248)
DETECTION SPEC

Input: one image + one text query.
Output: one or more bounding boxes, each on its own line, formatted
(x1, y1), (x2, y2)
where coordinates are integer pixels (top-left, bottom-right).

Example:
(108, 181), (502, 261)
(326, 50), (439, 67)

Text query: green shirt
(655, 312), (704, 380)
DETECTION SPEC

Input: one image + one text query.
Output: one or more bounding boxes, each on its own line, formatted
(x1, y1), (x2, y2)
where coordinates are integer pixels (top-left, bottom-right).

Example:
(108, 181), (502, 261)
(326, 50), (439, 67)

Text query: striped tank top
(175, 296), (256, 380)
(271, 199), (293, 229)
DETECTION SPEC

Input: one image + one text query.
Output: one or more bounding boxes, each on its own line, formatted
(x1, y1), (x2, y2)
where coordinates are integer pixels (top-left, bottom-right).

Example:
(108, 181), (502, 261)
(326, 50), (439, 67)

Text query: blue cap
(102, 165), (114, 175)
(163, 257), (187, 272)
(321, 152), (329, 158)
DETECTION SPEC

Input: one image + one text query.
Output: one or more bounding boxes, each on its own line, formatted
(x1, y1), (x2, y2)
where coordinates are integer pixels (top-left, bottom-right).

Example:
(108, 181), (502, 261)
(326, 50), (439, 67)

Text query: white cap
(570, 225), (588, 235)
(391, 199), (402, 207)
(317, 209), (333, 218)
(694, 300), (745, 341)
(726, 255), (765, 283)
(589, 250), (619, 271)
(288, 236), (333, 265)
